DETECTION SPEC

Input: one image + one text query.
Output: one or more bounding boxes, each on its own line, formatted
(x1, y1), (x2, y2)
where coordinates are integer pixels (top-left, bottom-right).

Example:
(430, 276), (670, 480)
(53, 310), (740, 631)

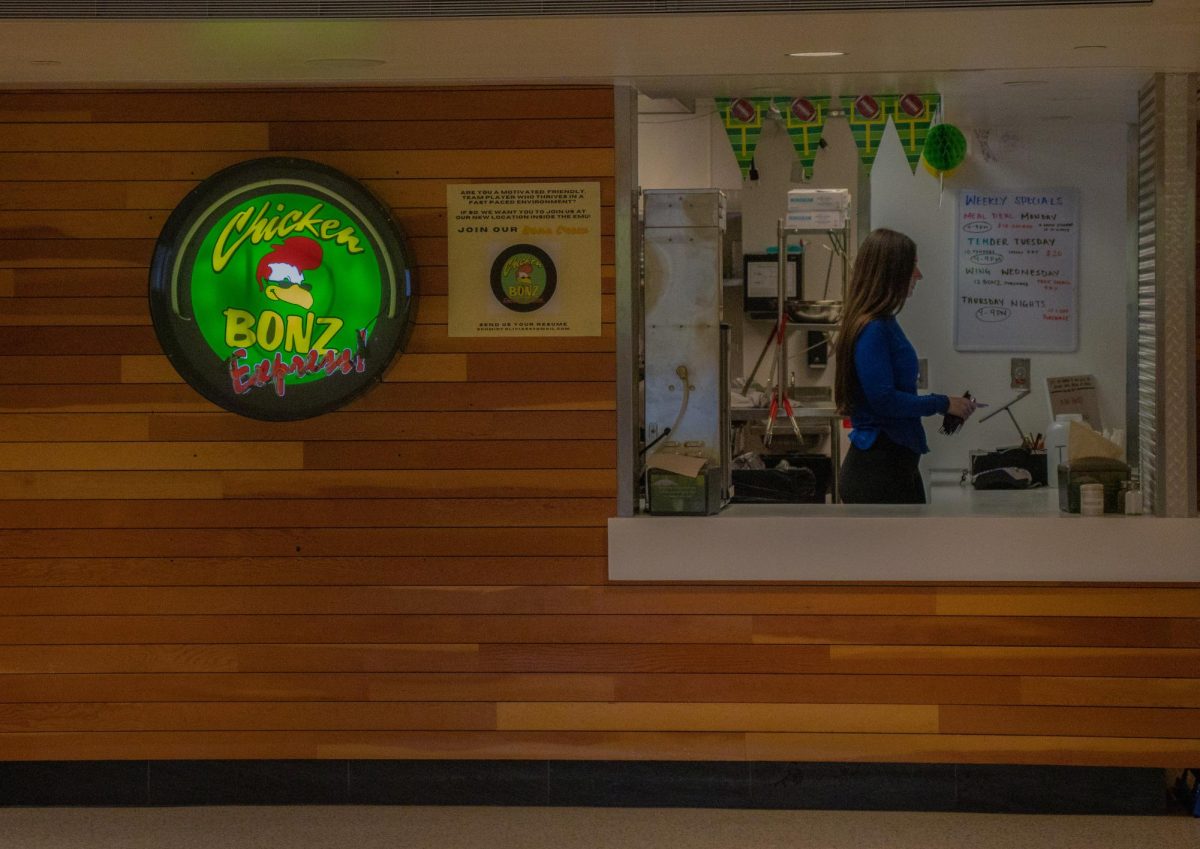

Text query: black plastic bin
(731, 453), (832, 504)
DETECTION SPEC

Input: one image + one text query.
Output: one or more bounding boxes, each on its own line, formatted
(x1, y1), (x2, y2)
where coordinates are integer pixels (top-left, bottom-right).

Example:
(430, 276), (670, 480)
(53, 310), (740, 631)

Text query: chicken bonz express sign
(150, 158), (416, 420)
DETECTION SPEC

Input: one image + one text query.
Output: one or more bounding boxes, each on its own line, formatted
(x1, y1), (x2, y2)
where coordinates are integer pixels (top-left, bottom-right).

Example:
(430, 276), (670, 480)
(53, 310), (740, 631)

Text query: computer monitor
(743, 252), (802, 316)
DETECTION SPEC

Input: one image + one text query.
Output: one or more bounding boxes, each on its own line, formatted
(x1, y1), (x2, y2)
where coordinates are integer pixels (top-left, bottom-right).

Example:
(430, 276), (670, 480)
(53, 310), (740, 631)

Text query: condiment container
(1045, 413), (1083, 489)
(1079, 483), (1105, 516)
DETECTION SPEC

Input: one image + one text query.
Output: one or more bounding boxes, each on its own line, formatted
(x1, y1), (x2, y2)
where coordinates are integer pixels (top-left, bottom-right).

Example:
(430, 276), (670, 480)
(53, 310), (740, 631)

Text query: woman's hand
(946, 395), (977, 420)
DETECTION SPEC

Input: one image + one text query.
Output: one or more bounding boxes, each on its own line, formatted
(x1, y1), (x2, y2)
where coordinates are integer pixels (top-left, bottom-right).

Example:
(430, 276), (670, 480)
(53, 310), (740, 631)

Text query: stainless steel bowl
(786, 299), (842, 323)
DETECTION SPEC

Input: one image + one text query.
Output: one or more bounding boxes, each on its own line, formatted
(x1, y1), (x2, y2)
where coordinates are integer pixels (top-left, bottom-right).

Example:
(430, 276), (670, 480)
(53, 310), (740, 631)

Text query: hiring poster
(447, 182), (601, 337)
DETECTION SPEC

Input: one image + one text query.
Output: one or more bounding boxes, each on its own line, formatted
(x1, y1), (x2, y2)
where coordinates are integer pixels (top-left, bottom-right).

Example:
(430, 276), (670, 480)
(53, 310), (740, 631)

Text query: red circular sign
(729, 98), (756, 122)
(790, 98), (816, 122)
(854, 95), (881, 119)
(900, 93), (926, 117)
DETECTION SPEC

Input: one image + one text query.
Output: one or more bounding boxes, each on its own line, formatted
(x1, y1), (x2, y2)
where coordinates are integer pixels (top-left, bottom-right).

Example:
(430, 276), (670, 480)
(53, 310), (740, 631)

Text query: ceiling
(0, 0), (1195, 124)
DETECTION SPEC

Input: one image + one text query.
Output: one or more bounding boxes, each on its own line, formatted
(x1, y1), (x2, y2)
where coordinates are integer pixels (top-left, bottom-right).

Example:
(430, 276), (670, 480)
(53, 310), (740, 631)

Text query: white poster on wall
(954, 188), (1079, 352)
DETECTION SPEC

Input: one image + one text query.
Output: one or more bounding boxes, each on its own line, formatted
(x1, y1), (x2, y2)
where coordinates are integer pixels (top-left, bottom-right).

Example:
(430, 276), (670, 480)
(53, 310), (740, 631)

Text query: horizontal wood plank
(0, 411), (615, 442)
(1, 729), (1191, 765)
(0, 527), (608, 560)
(0, 730), (748, 762)
(753, 615), (1191, 647)
(939, 704), (1200, 738)
(0, 556), (609, 587)
(2, 324), (617, 355)
(0, 149), (615, 182)
(0, 122), (270, 152)
(0, 496), (616, 528)
(4, 642), (1193, 679)
(0, 441), (304, 471)
(10, 670), (1192, 709)
(935, 587), (1200, 618)
(615, 673), (1200, 709)
(0, 616), (756, 646)
(477, 643), (1200, 678)
(0, 88), (616, 123)
(0, 469), (616, 500)
(0, 178), (617, 213)
(0, 267), (146, 296)
(0, 672), (616, 703)
(0, 644), (487, 675)
(0, 118), (614, 154)
(495, 702), (938, 734)
(0, 701), (497, 733)
(267, 119), (615, 151)
(0, 381), (616, 414)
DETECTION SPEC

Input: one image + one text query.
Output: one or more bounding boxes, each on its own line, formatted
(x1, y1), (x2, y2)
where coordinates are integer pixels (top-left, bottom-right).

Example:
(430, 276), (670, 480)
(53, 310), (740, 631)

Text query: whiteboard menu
(954, 188), (1079, 352)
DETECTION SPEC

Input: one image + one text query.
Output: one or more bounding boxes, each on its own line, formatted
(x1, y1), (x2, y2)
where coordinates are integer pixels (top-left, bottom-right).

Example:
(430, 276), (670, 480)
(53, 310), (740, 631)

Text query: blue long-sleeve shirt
(848, 317), (949, 455)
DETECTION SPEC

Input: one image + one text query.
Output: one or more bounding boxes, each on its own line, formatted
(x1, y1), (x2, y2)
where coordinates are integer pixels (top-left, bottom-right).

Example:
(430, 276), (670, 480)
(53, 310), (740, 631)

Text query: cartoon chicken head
(256, 236), (324, 311)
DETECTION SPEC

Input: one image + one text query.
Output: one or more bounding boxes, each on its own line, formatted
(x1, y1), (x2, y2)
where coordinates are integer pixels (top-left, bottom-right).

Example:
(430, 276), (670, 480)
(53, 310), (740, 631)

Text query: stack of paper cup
(1079, 483), (1105, 516)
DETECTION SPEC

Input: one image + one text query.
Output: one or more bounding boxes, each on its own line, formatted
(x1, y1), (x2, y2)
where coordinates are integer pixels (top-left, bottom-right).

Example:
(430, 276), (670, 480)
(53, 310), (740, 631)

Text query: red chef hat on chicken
(257, 236), (323, 311)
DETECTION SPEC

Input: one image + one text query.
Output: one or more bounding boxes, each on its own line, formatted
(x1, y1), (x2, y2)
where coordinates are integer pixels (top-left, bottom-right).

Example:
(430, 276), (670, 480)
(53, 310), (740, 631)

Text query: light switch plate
(1011, 357), (1031, 390)
(917, 358), (928, 389)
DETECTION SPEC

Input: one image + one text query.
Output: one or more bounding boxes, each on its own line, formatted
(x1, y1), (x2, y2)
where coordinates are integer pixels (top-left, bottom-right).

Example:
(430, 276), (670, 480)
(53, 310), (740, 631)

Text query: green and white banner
(717, 92), (945, 178)
(778, 96), (833, 182)
(715, 97), (773, 179)
(882, 93), (941, 173)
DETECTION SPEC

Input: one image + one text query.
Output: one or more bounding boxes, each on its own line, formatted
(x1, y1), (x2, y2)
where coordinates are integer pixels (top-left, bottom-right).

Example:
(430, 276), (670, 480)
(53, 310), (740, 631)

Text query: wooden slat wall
(1, 86), (1198, 768)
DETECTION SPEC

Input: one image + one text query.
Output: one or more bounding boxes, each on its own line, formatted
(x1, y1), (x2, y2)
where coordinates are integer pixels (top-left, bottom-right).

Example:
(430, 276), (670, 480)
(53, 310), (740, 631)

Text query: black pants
(839, 432), (926, 504)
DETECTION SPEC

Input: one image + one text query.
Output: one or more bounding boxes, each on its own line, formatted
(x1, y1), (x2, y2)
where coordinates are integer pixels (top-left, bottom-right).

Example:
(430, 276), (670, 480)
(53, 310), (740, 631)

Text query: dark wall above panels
(0, 0), (1152, 20)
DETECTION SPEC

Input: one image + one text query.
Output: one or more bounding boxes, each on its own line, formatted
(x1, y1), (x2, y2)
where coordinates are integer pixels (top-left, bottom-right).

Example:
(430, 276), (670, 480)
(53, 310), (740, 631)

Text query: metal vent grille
(0, 0), (1151, 20)
(1134, 79), (1158, 513)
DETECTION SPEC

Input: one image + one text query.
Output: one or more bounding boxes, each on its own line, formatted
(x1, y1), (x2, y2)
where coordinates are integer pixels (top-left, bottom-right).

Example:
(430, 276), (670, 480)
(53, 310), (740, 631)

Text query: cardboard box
(787, 188), (851, 210)
(784, 209), (847, 230)
(645, 452), (723, 515)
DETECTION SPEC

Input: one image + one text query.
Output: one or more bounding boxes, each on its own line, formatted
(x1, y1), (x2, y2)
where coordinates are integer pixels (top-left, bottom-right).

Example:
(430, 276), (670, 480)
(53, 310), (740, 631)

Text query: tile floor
(1, 806), (1197, 849)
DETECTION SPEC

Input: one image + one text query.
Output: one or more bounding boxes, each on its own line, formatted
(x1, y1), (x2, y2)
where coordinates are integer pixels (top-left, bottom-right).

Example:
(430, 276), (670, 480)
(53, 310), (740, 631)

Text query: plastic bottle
(1044, 413), (1083, 489)
(1124, 471), (1143, 515)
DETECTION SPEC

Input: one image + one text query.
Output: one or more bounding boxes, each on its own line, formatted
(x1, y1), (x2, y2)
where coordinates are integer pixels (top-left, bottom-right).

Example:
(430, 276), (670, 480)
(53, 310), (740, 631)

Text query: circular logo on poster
(148, 158), (416, 421)
(489, 244), (557, 313)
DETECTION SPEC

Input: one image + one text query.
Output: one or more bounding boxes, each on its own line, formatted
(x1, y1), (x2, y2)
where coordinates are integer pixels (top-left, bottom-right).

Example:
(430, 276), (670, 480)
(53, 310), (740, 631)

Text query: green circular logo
(149, 158), (416, 420)
(490, 244), (556, 312)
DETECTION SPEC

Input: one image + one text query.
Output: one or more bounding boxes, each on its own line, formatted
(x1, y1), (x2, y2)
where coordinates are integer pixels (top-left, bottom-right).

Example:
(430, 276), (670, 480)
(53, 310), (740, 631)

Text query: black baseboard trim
(0, 760), (1177, 815)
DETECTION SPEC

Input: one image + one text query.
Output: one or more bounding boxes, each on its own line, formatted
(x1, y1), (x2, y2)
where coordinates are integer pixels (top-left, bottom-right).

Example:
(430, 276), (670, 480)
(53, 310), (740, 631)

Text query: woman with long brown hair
(833, 228), (976, 503)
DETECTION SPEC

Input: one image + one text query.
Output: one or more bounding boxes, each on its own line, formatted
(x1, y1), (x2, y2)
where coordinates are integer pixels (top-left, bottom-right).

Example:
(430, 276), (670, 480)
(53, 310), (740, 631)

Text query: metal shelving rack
(760, 217), (850, 502)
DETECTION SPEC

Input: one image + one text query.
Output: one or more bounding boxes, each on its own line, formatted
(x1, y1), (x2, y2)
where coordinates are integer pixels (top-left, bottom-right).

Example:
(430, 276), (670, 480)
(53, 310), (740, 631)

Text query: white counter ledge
(608, 483), (1200, 583)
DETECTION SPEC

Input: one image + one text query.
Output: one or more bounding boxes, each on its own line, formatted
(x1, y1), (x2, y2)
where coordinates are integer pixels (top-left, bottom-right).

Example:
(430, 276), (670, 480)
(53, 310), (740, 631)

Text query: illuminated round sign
(149, 158), (415, 421)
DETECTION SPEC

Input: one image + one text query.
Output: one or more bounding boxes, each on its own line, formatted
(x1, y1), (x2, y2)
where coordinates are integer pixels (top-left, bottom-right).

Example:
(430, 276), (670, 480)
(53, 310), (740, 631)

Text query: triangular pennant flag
(841, 94), (890, 171)
(778, 96), (832, 181)
(715, 97), (770, 179)
(885, 93), (942, 173)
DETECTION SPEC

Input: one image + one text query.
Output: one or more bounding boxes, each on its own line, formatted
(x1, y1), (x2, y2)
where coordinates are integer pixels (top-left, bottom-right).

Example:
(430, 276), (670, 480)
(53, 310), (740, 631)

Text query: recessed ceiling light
(304, 58), (387, 68)
(1002, 80), (1050, 86)
(787, 51), (846, 58)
